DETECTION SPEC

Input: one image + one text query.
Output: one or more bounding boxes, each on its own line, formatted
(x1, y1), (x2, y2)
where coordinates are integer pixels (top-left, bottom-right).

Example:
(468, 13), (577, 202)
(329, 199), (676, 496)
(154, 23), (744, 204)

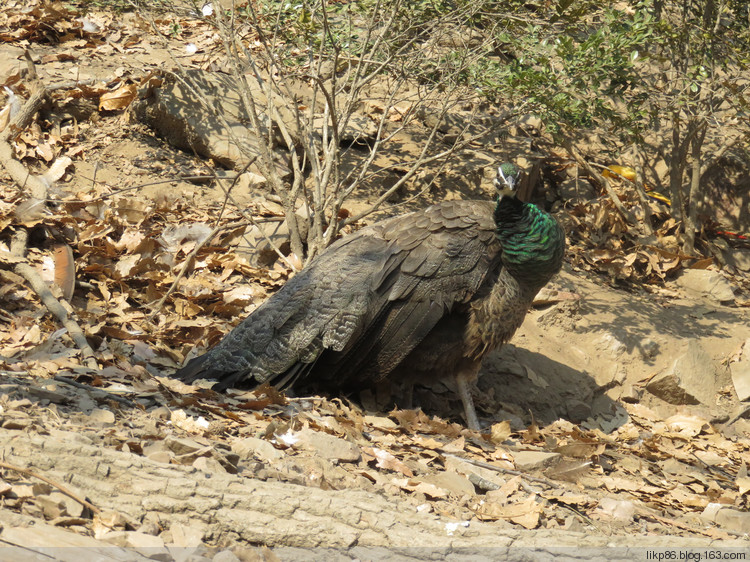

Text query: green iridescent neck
(494, 196), (565, 284)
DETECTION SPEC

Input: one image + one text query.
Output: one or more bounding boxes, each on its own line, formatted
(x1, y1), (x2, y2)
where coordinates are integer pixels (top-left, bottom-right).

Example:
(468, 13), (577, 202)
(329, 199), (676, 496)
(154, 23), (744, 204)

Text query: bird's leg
(455, 364), (481, 431)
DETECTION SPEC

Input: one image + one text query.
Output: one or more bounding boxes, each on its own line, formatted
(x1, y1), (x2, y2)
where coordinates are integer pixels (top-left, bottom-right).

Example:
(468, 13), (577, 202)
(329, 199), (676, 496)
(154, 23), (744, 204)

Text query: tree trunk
(683, 121), (708, 254)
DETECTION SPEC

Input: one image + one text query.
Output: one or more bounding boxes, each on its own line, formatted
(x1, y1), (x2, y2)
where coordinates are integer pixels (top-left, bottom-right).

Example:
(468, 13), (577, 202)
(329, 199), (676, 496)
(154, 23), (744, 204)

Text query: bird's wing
(175, 229), (397, 388)
(316, 200), (502, 383)
(175, 200), (501, 389)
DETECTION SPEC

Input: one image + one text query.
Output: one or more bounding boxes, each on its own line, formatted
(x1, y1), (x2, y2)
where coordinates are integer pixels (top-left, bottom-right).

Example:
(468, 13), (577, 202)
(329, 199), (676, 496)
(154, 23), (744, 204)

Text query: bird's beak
(495, 167), (517, 198)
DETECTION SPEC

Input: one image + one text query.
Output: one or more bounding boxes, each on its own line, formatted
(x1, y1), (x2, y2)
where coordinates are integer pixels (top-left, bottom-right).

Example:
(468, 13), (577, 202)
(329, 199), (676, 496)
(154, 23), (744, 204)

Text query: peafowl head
(493, 161), (565, 284)
(494, 163), (521, 198)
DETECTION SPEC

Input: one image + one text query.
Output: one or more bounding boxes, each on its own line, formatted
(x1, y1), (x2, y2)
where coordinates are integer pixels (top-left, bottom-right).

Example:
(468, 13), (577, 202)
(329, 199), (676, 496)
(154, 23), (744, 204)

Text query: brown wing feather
(174, 200), (501, 390)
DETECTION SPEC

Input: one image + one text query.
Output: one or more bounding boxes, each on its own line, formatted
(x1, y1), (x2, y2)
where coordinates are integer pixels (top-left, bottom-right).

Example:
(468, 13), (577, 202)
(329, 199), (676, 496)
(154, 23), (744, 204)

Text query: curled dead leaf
(490, 420), (512, 444)
(98, 83), (137, 111)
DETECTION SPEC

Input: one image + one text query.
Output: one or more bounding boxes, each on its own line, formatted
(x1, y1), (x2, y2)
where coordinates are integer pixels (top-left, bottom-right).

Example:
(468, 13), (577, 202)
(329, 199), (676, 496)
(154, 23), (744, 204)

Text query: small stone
(150, 406), (171, 420)
(146, 450), (172, 464)
(168, 523), (204, 548)
(164, 436), (204, 456)
(420, 471), (475, 497)
(101, 530), (166, 549)
(513, 451), (561, 471)
(236, 171), (267, 192)
(49, 491), (84, 518)
(363, 415), (398, 430)
(27, 385), (70, 404)
(75, 394), (97, 413)
(620, 385), (641, 404)
(2, 417), (31, 430)
(3, 523), (126, 548)
(646, 340), (721, 405)
(726, 249), (750, 272)
(36, 495), (65, 519)
(445, 456), (505, 491)
(231, 437), (284, 463)
(701, 503), (750, 534)
(595, 333), (627, 356)
(730, 339), (750, 402)
(11, 484), (37, 498)
(296, 429), (361, 463)
(595, 497), (636, 522)
(193, 456), (226, 473)
(674, 269), (735, 304)
(143, 440), (169, 456)
(88, 408), (115, 425)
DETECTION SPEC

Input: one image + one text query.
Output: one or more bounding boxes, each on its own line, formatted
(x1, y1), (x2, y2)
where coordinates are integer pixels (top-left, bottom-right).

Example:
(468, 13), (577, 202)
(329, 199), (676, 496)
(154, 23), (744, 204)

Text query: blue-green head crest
(494, 163), (521, 198)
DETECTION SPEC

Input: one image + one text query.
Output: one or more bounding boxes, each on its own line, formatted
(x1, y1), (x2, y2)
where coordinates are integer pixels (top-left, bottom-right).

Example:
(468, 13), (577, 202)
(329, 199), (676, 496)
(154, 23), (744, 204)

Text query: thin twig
(443, 453), (561, 487)
(724, 403), (750, 428)
(0, 460), (101, 515)
(638, 510), (741, 540)
(57, 175), (230, 203)
(11, 231), (97, 370)
(564, 141), (637, 225)
(53, 375), (135, 408)
(216, 183), (300, 272)
(147, 223), (226, 322)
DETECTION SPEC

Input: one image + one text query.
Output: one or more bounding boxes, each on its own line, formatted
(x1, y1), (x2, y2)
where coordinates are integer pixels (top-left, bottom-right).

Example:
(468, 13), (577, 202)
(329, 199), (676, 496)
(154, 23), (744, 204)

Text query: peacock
(174, 163), (566, 429)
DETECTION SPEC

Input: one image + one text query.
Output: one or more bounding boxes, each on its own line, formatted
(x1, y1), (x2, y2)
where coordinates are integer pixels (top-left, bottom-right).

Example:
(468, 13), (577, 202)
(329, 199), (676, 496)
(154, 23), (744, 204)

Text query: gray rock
(143, 441), (173, 464)
(134, 69), (289, 177)
(235, 171), (267, 192)
(240, 219), (291, 267)
(646, 340), (721, 405)
(673, 269), (735, 304)
(87, 408), (115, 425)
(36, 495), (65, 519)
(566, 399), (592, 422)
(48, 491), (84, 518)
(1, 523), (146, 552)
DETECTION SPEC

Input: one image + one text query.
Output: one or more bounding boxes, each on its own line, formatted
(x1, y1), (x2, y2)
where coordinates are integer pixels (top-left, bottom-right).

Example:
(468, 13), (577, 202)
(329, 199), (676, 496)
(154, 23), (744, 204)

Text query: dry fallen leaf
(362, 447), (414, 477)
(392, 478), (448, 499)
(490, 421), (512, 444)
(98, 82), (137, 111)
(554, 441), (606, 458)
